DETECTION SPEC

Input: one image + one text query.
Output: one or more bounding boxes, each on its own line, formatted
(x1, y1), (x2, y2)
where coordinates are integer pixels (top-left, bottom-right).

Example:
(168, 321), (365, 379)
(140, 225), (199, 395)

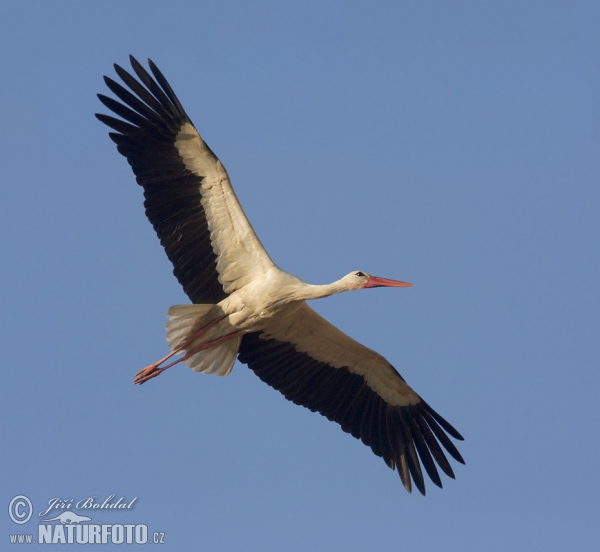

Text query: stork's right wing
(96, 56), (275, 304)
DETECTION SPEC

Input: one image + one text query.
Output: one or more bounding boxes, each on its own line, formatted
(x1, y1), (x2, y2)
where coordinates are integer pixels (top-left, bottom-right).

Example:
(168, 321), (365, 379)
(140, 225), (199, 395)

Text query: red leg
(134, 323), (241, 385)
(133, 314), (226, 384)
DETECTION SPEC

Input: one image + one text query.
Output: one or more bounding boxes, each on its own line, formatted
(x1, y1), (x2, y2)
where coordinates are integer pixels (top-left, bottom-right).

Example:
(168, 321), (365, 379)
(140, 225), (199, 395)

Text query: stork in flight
(96, 56), (464, 495)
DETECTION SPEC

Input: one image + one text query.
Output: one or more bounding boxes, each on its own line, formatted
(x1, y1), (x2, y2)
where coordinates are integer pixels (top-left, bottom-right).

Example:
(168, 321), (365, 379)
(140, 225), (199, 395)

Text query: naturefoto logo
(7, 494), (166, 545)
(41, 512), (92, 524)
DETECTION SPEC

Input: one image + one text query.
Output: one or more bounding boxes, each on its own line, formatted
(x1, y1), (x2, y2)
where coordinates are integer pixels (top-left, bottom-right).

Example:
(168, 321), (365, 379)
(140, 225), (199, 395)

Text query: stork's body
(96, 56), (465, 495)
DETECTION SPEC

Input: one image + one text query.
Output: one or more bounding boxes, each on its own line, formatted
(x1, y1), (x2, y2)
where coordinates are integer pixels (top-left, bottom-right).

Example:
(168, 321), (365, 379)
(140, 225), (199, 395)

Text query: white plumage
(96, 56), (465, 494)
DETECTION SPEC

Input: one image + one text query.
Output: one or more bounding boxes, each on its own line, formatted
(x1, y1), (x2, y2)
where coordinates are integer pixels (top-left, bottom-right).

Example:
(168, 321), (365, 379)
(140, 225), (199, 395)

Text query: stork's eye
(355, 271), (366, 277)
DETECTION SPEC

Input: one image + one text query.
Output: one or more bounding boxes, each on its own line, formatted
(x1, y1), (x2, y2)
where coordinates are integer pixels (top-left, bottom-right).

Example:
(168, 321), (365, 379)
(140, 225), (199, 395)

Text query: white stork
(96, 56), (464, 494)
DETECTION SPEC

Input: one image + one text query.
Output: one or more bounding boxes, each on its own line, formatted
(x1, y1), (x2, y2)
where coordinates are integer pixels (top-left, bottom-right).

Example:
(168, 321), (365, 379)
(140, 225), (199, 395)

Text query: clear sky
(1, 1), (598, 550)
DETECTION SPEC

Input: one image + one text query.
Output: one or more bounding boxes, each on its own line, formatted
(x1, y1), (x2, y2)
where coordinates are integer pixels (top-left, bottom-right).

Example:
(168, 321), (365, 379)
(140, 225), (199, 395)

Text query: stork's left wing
(238, 304), (464, 494)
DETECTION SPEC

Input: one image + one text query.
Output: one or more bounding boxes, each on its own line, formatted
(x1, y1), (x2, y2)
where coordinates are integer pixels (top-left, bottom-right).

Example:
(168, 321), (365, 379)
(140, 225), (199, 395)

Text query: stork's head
(344, 271), (413, 290)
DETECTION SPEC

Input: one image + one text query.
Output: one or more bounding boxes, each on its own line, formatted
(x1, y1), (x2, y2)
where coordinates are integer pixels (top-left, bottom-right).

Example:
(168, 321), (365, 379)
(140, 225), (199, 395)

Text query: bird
(96, 56), (464, 495)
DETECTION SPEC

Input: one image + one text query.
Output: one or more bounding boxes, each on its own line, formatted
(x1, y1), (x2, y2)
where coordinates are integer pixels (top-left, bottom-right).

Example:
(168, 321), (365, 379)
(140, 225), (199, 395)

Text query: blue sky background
(1, 1), (599, 550)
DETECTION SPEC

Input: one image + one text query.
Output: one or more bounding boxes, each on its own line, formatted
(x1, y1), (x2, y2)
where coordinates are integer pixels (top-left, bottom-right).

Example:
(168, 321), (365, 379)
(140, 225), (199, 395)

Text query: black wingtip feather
(96, 57), (228, 305)
(398, 409), (426, 495)
(422, 409), (466, 465)
(238, 333), (465, 495)
(95, 113), (139, 135)
(127, 56), (180, 120)
(414, 415), (456, 479)
(409, 415), (442, 489)
(97, 59), (465, 494)
(423, 400), (465, 441)
(147, 58), (188, 116)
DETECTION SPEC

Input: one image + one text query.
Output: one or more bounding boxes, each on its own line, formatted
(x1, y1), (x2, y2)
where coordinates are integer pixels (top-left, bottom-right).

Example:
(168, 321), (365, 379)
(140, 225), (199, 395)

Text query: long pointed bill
(364, 275), (413, 288)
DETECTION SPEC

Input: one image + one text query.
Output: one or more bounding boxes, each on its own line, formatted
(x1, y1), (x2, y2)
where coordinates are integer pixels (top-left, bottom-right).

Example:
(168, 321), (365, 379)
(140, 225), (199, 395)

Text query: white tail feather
(166, 304), (214, 349)
(165, 304), (239, 377)
(183, 335), (241, 376)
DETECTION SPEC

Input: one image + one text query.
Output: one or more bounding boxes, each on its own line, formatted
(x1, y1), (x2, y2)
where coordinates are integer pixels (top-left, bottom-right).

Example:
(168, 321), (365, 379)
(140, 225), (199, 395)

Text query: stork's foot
(134, 363), (168, 385)
(133, 323), (241, 385)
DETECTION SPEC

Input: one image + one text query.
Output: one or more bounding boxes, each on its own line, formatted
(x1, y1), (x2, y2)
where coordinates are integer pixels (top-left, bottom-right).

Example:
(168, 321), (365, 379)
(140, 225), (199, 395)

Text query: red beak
(364, 276), (413, 288)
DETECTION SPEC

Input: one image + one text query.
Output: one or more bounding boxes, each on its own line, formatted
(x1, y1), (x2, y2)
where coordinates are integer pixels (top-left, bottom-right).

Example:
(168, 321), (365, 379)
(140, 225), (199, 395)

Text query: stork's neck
(295, 278), (351, 301)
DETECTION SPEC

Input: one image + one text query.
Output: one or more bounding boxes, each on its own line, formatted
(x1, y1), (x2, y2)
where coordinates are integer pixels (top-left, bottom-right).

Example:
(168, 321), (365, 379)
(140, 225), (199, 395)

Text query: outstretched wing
(96, 56), (274, 303)
(238, 304), (464, 494)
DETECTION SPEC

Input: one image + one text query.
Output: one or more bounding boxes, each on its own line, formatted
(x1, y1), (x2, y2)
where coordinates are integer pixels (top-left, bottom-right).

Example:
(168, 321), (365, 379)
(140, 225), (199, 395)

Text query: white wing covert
(96, 56), (274, 302)
(238, 304), (465, 495)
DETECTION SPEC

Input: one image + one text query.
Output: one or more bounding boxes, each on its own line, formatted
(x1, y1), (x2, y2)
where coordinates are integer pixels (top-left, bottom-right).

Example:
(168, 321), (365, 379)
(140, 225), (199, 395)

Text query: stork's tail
(165, 305), (240, 376)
